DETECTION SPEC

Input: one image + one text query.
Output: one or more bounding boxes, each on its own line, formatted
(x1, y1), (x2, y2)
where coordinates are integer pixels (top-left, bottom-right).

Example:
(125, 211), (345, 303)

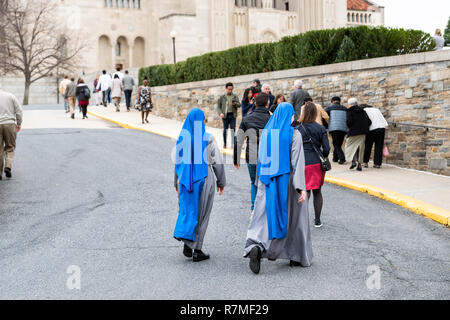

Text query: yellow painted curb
(325, 176), (450, 227)
(89, 110), (450, 228)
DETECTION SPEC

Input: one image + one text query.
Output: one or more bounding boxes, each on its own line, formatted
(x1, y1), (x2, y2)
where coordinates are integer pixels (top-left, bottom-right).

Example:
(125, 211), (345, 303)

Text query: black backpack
(83, 86), (91, 99)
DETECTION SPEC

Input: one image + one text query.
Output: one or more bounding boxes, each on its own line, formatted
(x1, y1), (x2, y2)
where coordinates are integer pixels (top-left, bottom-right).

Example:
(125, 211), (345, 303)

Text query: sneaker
(374, 165), (381, 169)
(314, 219), (323, 228)
(362, 163), (369, 168)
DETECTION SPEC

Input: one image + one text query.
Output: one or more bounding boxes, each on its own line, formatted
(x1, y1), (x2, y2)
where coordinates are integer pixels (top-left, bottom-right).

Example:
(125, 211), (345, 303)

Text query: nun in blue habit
(244, 103), (313, 274)
(174, 108), (226, 262)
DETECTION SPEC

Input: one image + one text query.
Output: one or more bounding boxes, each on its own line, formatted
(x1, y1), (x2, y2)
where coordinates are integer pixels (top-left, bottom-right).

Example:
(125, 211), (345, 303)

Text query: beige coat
(111, 79), (123, 98)
(300, 103), (330, 126)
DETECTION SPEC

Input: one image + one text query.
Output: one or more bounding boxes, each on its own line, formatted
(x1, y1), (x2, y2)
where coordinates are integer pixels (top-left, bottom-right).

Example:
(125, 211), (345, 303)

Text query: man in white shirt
(362, 105), (388, 169)
(0, 90), (23, 180)
(96, 70), (112, 107)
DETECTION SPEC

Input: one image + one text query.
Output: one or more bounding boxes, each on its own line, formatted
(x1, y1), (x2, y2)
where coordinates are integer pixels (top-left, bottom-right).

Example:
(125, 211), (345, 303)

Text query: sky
(373, 0), (450, 35)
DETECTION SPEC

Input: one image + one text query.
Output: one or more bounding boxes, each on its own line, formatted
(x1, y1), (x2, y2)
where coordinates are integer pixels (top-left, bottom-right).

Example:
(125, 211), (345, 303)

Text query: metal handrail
(388, 121), (450, 131)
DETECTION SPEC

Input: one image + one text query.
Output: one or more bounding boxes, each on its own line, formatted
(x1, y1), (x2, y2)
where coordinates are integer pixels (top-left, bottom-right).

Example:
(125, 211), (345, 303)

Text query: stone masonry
(151, 50), (450, 176)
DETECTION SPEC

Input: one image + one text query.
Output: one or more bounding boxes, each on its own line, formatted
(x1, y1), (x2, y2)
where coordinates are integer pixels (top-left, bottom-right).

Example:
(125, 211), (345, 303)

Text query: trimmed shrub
(139, 26), (435, 86)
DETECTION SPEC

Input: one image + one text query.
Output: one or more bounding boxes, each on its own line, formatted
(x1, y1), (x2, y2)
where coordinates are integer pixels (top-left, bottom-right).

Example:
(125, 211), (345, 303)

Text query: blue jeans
(247, 164), (257, 211)
(124, 90), (133, 110)
(222, 113), (236, 147)
(62, 95), (69, 111)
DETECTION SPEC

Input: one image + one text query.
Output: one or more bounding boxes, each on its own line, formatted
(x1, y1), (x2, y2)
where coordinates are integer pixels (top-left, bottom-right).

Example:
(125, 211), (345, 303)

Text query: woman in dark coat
(296, 102), (330, 228)
(270, 94), (286, 114)
(241, 87), (256, 117)
(75, 79), (90, 120)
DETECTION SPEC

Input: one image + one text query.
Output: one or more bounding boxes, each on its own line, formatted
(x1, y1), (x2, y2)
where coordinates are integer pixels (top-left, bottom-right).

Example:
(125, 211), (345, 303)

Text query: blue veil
(174, 108), (210, 241)
(257, 103), (295, 239)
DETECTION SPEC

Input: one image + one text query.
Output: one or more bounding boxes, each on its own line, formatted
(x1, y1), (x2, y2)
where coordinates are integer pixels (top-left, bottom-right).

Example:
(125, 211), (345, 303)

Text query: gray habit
(174, 135), (226, 250)
(244, 130), (313, 267)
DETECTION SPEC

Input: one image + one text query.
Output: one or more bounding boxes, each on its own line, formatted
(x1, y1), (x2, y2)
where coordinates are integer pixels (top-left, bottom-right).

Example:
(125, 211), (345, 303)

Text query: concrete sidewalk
(88, 105), (450, 227)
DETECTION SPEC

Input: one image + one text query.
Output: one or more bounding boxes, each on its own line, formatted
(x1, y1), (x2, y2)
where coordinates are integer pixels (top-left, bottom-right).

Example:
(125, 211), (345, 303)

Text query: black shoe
(357, 163), (362, 171)
(183, 244), (192, 258)
(4, 167), (11, 178)
(193, 250), (210, 262)
(350, 162), (357, 170)
(290, 260), (302, 267)
(71, 114), (75, 119)
(249, 247), (261, 274)
(374, 165), (381, 169)
(314, 219), (323, 228)
(339, 160), (346, 165)
(223, 145), (227, 149)
(0, 175), (2, 180)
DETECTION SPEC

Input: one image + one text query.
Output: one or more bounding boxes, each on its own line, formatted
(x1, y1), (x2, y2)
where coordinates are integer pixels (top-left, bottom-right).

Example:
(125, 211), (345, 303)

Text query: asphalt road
(0, 105), (449, 300)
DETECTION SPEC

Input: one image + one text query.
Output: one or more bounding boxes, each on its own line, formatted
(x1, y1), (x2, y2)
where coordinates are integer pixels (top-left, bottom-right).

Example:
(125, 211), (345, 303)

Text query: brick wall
(151, 50), (450, 175)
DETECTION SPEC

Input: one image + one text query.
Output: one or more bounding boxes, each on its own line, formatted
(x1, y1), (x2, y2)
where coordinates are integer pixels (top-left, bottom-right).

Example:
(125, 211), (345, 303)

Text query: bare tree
(0, 0), (85, 105)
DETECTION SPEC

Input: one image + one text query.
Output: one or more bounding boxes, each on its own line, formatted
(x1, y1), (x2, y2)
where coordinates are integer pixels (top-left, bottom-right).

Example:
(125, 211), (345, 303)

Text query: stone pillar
(129, 44), (133, 69)
(111, 40), (116, 69)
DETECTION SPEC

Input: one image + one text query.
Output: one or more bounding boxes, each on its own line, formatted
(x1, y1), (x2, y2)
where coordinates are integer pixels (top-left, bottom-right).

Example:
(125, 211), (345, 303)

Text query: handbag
(383, 144), (390, 158)
(300, 124), (332, 172)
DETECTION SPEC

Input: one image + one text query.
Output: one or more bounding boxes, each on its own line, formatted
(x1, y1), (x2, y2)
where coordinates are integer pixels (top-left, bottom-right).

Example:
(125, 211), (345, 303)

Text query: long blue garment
(257, 103), (295, 240)
(174, 109), (210, 241)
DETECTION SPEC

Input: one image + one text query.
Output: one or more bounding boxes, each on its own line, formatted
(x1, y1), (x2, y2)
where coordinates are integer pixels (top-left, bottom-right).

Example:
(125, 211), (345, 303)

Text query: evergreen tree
(335, 36), (358, 63)
(444, 16), (450, 46)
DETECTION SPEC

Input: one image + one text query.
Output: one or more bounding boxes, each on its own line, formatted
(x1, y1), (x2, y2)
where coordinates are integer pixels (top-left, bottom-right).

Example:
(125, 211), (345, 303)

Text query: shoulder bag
(300, 124), (332, 172)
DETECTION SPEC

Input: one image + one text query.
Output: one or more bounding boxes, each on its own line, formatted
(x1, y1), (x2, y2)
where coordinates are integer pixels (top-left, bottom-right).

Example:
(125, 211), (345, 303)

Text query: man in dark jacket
(216, 82), (241, 149)
(234, 93), (271, 211)
(344, 98), (372, 171)
(325, 97), (348, 164)
(290, 79), (311, 122)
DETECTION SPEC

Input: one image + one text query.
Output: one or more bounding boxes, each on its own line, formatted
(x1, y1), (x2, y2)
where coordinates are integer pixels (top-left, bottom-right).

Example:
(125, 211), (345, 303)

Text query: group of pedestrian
(59, 68), (141, 121)
(96, 68), (135, 112)
(174, 79), (389, 275)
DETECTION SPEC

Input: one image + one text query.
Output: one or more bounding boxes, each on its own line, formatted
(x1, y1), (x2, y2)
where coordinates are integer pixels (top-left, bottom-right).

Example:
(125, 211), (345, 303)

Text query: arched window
(116, 42), (121, 56)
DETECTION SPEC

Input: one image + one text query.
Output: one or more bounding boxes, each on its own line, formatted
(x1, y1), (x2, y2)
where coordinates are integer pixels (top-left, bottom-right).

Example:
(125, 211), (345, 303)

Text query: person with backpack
(75, 79), (91, 120)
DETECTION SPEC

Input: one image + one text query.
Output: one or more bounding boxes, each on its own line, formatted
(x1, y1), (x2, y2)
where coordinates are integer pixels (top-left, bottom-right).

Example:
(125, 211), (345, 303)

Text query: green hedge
(140, 26), (435, 87)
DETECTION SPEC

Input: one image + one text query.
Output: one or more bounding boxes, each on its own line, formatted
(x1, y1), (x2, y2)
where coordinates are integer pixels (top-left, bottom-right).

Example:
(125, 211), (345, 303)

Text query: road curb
(88, 110), (450, 228)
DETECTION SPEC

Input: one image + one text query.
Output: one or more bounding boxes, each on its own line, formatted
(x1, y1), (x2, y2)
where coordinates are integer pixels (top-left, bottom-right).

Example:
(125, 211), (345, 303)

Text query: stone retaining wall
(151, 50), (450, 175)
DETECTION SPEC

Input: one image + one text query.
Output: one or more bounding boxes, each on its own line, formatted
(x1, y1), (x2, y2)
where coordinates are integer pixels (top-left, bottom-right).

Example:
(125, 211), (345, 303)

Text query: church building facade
(56, 0), (384, 73)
